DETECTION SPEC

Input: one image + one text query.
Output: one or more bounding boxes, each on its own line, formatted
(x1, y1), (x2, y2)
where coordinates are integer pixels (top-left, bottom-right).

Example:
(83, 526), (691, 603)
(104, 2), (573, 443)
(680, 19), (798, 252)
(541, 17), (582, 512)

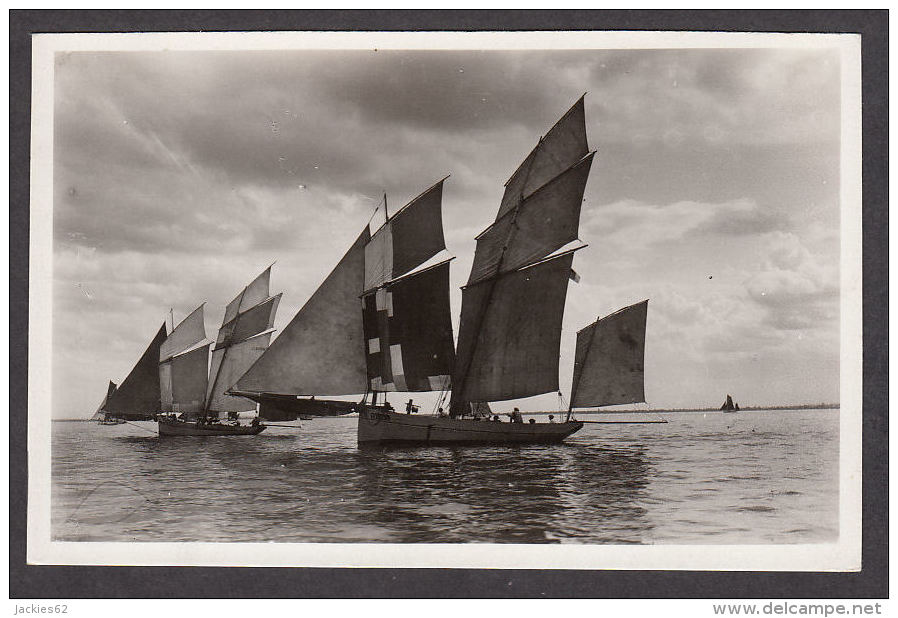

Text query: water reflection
(349, 443), (653, 543)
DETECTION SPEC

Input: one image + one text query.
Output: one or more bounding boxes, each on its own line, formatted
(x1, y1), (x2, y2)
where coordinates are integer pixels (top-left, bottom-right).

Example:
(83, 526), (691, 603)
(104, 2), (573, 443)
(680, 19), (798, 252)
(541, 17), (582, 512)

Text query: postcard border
(10, 9), (887, 599)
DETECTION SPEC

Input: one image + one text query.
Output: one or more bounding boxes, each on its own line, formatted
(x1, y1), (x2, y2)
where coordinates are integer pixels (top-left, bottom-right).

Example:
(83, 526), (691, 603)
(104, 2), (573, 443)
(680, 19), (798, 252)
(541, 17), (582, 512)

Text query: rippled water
(52, 409), (838, 543)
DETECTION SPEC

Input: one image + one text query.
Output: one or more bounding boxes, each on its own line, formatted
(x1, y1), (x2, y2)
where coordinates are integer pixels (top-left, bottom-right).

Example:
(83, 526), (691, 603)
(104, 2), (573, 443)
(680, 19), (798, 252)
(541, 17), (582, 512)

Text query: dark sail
(103, 324), (167, 420)
(570, 300), (648, 408)
(364, 179), (447, 291)
(453, 253), (574, 404)
(497, 96), (588, 220)
(721, 394), (735, 411)
(451, 97), (592, 415)
(235, 228), (370, 396)
(468, 154), (593, 285)
(363, 261), (455, 392)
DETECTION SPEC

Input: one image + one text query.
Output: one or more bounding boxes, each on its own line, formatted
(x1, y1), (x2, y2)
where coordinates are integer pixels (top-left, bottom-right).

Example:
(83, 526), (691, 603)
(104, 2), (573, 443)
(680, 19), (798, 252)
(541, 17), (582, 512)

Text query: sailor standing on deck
(511, 408), (524, 424)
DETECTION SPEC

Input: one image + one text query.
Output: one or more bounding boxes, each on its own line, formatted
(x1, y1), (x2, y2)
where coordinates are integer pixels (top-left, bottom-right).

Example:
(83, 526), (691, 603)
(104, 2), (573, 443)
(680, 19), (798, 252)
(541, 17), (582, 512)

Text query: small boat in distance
(720, 394), (739, 413)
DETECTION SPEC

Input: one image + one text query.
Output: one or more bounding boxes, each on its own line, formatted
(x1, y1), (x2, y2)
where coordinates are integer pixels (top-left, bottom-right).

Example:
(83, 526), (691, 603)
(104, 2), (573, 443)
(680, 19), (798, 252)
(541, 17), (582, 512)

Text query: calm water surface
(52, 409), (838, 543)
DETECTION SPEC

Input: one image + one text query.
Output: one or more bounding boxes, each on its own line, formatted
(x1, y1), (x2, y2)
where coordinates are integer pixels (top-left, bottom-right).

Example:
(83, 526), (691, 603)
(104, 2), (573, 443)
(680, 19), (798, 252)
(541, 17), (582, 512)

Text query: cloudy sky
(52, 46), (842, 418)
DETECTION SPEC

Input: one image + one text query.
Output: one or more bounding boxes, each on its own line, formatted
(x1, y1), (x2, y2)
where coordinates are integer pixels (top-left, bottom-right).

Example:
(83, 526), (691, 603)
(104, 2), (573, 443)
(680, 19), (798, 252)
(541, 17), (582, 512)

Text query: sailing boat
(720, 394), (739, 413)
(157, 268), (281, 436)
(357, 97), (594, 444)
(231, 180), (455, 427)
(566, 300), (649, 420)
(92, 381), (125, 425)
(96, 323), (168, 421)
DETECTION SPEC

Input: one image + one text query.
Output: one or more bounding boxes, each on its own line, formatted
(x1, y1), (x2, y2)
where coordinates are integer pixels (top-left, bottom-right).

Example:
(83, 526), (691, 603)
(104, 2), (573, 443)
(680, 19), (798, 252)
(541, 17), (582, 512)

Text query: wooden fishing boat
(156, 267), (281, 437)
(357, 407), (581, 444)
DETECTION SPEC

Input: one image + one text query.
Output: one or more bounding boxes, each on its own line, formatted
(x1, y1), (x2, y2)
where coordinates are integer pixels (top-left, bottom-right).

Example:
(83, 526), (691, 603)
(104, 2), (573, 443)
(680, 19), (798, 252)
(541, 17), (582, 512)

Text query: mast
(451, 96), (593, 416)
(567, 313), (600, 422)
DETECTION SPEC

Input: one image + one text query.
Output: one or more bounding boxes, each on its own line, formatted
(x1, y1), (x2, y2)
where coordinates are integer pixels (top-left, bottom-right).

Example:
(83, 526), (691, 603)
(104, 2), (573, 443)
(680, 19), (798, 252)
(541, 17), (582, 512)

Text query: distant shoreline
(569, 403), (840, 414)
(52, 403), (840, 422)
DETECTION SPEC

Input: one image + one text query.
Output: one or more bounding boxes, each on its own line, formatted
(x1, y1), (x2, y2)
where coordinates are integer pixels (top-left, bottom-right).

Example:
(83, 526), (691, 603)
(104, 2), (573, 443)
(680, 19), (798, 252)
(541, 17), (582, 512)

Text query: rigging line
(365, 205), (381, 229)
(435, 387), (450, 415)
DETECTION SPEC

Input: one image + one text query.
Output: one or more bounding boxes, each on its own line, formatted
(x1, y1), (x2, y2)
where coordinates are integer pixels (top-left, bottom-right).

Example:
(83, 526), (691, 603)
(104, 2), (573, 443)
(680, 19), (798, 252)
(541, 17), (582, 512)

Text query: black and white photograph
(26, 29), (863, 571)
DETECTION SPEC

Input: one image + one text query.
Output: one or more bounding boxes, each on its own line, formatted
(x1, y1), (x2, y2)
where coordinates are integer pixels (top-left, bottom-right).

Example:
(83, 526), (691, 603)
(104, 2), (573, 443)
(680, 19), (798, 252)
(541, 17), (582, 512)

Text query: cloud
(746, 232), (839, 330)
(587, 48), (841, 147)
(582, 198), (790, 253)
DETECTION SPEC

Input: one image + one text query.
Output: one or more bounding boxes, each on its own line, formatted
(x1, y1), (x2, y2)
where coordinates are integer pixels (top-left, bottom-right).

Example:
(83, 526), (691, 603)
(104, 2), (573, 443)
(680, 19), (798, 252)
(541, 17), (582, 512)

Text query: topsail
(206, 266), (281, 413)
(570, 300), (648, 408)
(451, 96), (593, 415)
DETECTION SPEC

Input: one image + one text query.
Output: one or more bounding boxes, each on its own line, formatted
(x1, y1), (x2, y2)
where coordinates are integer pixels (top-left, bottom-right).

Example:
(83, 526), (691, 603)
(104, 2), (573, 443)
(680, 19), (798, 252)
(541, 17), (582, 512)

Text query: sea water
(51, 408), (838, 544)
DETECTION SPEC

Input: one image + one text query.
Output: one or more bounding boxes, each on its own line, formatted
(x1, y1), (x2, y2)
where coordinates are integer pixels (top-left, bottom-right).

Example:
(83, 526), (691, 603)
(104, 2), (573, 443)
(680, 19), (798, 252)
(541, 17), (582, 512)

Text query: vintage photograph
(28, 31), (861, 568)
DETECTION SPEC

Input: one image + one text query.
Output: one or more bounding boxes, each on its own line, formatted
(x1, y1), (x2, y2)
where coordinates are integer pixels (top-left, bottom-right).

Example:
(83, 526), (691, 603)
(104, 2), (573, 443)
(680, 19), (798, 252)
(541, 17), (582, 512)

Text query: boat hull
(157, 419), (266, 436)
(357, 408), (582, 445)
(231, 391), (360, 421)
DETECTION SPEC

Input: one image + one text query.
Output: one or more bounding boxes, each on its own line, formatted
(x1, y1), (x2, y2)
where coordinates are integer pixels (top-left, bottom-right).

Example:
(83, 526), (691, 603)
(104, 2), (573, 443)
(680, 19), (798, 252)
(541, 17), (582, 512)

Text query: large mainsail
(103, 323), (167, 419)
(455, 252), (575, 403)
(159, 305), (209, 415)
(570, 300), (648, 408)
(206, 267), (281, 414)
(235, 229), (370, 396)
(450, 96), (594, 415)
(362, 180), (455, 393)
